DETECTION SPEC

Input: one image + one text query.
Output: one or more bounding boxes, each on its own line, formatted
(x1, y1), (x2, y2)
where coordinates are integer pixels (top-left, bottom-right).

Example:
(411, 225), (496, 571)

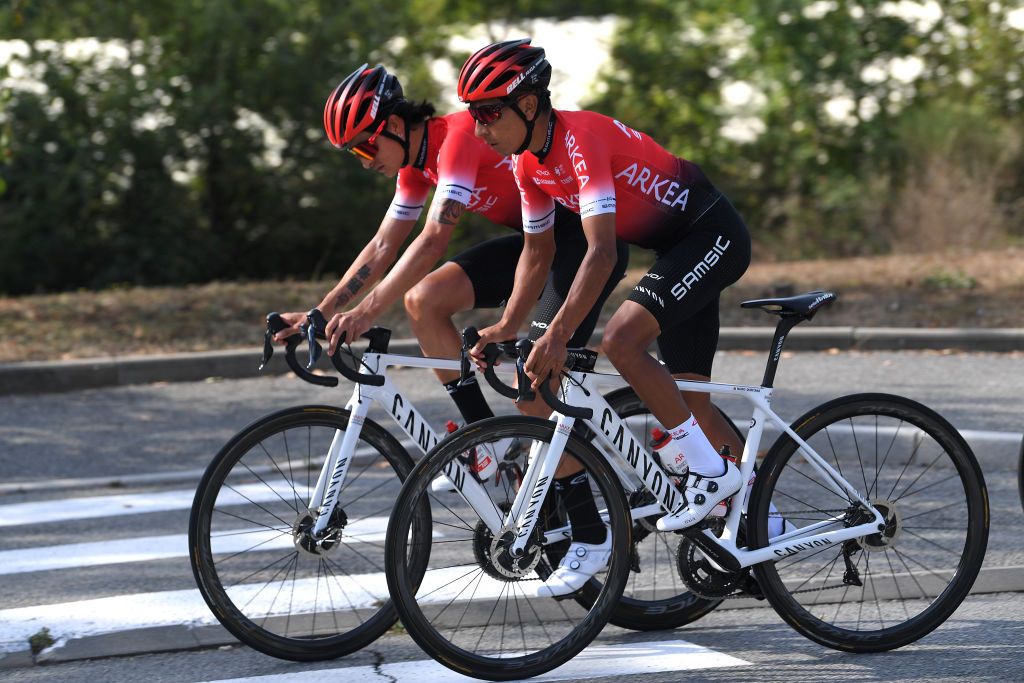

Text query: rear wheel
(749, 394), (988, 652)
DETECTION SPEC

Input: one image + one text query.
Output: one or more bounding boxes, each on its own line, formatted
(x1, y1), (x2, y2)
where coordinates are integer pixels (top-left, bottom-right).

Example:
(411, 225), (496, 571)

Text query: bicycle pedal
(675, 519), (711, 536)
(551, 589), (582, 602)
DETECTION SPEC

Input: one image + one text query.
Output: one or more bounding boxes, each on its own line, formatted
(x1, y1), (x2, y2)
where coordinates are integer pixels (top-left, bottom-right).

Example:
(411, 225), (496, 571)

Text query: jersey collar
(411, 121), (430, 170)
(534, 111), (557, 163)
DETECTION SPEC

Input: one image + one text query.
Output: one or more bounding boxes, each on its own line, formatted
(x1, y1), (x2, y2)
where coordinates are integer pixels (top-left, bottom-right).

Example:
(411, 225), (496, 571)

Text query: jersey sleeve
(386, 168), (431, 221)
(433, 130), (482, 207)
(568, 127), (617, 219)
(514, 156), (555, 233)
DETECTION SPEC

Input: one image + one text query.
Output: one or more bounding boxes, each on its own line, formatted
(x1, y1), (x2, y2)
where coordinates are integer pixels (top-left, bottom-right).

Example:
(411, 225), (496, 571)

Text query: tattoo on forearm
(431, 199), (465, 226)
(334, 265), (372, 309)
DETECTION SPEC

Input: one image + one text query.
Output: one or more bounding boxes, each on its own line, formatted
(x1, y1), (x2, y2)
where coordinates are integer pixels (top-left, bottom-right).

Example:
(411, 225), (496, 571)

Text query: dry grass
(1, 247), (1021, 362)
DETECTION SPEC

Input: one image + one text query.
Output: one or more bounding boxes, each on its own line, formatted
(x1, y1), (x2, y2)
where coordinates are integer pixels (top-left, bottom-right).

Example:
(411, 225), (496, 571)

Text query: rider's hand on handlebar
(325, 306), (374, 355)
(523, 332), (568, 390)
(469, 322), (515, 371)
(272, 312), (307, 343)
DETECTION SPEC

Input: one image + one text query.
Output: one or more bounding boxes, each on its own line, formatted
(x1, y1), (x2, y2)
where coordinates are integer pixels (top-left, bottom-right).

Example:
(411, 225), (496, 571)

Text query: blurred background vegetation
(1, 0), (1022, 296)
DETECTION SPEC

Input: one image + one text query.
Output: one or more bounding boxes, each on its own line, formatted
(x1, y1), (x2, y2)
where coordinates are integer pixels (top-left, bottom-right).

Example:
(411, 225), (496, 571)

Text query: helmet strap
(380, 129), (410, 167)
(506, 98), (536, 155)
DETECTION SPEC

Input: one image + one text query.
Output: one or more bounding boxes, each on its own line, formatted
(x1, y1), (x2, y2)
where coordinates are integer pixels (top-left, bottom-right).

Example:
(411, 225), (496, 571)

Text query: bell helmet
(457, 38), (549, 103)
(323, 63), (403, 148)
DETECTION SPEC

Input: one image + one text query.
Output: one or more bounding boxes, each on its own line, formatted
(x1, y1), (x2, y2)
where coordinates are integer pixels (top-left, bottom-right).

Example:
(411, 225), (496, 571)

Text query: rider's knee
(404, 280), (437, 319)
(601, 319), (640, 365)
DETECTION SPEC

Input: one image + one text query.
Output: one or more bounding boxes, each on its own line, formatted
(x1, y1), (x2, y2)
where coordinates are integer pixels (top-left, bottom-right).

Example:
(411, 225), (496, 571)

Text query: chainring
(676, 534), (749, 598)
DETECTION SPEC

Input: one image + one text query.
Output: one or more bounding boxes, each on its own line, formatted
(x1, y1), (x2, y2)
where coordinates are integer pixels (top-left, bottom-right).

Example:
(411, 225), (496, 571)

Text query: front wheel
(189, 405), (426, 661)
(748, 394), (988, 652)
(385, 416), (632, 681)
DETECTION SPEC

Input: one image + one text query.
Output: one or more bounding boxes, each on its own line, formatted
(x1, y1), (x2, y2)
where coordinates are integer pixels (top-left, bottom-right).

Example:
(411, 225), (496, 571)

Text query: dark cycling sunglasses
(345, 118), (387, 161)
(468, 101), (509, 126)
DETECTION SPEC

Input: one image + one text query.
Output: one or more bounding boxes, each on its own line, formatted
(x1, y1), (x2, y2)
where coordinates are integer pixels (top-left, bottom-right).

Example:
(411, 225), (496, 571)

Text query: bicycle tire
(748, 393), (988, 652)
(385, 415), (632, 681)
(189, 405), (430, 661)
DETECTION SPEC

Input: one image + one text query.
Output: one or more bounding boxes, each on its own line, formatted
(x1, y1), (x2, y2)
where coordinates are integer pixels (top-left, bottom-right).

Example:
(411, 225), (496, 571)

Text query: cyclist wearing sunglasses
(464, 39), (752, 596)
(275, 62), (627, 430)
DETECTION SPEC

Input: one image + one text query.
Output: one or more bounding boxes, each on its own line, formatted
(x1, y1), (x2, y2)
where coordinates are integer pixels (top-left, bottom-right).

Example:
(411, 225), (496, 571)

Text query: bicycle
(384, 290), (990, 680)
(188, 311), (710, 660)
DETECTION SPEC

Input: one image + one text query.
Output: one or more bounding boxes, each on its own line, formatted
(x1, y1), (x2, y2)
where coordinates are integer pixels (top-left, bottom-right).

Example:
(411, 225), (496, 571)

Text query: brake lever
(305, 308), (329, 370)
(261, 312), (294, 371)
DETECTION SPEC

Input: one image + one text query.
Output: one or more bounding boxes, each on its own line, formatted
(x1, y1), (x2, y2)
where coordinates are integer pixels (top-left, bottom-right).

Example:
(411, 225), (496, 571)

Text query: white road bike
(383, 291), (990, 681)
(189, 312), (713, 661)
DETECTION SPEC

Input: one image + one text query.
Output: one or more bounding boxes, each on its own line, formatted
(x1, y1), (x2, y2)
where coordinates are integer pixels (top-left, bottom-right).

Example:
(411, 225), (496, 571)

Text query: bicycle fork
(505, 417), (575, 557)
(305, 393), (370, 538)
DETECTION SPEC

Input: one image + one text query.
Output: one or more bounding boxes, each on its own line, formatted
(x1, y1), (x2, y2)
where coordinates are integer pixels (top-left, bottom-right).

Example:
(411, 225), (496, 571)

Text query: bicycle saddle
(740, 290), (838, 319)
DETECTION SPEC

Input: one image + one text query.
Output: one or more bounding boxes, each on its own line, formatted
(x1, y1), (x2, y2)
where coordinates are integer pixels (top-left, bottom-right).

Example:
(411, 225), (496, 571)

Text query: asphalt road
(0, 349), (1021, 681)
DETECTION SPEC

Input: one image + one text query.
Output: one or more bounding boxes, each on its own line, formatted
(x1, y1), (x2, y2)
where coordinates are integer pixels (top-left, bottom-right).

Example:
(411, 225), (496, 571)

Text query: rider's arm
(543, 213), (618, 344)
(315, 214), (418, 318)
(355, 195), (463, 318)
(356, 128), (487, 319)
(544, 125), (621, 344)
(495, 227), (556, 334)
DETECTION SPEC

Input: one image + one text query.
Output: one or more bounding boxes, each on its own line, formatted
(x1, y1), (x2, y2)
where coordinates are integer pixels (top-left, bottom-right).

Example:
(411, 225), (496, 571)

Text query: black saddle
(740, 290), (838, 319)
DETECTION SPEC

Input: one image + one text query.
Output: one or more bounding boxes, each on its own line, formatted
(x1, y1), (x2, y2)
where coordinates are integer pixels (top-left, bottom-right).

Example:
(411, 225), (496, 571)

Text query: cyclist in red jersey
(464, 40), (751, 596)
(275, 63), (627, 434)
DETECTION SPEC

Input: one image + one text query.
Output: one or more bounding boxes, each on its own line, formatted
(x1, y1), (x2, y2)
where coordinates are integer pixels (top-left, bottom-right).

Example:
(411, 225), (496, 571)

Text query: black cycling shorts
(626, 196), (751, 376)
(450, 205), (629, 347)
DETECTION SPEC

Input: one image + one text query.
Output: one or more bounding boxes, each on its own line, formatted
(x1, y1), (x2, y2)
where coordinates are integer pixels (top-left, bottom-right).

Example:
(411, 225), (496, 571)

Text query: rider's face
(471, 94), (536, 157)
(349, 115), (405, 178)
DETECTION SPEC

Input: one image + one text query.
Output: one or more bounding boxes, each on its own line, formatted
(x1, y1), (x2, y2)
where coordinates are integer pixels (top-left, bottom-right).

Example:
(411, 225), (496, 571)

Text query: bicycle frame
(307, 351), (502, 537)
(503, 370), (887, 568)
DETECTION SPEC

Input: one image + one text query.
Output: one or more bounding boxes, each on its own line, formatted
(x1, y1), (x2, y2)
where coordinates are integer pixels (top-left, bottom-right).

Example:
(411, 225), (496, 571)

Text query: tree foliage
(589, 0), (1023, 257)
(1, 1), (1022, 294)
(1, 1), (449, 294)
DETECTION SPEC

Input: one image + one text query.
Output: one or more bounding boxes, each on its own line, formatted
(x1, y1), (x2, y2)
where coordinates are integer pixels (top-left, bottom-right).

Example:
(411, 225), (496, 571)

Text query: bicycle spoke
(900, 528), (964, 557)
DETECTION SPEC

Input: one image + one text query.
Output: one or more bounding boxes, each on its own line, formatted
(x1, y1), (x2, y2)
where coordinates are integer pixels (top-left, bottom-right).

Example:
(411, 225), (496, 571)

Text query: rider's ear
(386, 114), (404, 135)
(521, 94), (538, 120)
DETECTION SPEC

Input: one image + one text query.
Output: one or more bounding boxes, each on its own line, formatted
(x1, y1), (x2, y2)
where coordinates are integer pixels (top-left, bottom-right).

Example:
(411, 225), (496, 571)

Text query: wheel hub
(473, 522), (542, 581)
(857, 499), (901, 553)
(292, 506), (348, 557)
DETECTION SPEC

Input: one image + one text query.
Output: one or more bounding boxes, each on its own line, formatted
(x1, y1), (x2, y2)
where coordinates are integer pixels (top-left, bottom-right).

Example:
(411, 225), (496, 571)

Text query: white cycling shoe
(534, 536), (612, 598)
(656, 460), (743, 532)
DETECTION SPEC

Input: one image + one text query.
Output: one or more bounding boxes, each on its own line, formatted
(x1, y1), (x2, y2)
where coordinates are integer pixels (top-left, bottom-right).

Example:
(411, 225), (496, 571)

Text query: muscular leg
(604, 301), (740, 475)
(679, 373), (744, 458)
(404, 262), (475, 384)
(603, 301), (693, 428)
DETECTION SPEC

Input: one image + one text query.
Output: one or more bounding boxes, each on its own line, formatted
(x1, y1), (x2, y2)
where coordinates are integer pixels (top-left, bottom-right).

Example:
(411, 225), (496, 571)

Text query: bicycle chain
(683, 508), (859, 601)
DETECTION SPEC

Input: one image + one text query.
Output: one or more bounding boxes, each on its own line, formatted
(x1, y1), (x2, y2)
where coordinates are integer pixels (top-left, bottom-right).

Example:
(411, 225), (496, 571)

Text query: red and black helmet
(323, 63), (403, 148)
(457, 38), (550, 103)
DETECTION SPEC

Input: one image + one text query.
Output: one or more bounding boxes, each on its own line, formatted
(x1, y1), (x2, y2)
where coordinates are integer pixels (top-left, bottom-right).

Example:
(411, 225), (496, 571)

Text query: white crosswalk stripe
(0, 481), (305, 527)
(0, 516), (397, 575)
(204, 640), (750, 682)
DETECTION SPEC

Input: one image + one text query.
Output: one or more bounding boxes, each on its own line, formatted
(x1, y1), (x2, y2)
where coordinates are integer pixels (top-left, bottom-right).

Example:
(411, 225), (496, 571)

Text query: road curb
(5, 564), (1023, 668)
(1, 327), (1022, 396)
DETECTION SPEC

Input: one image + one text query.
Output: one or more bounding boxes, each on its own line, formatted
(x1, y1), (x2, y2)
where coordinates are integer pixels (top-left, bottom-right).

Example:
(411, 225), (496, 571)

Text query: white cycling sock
(668, 416), (727, 477)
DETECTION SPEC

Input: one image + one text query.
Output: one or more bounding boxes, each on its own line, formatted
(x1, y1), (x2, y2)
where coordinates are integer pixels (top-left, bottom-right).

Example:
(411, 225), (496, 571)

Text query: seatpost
(761, 316), (801, 388)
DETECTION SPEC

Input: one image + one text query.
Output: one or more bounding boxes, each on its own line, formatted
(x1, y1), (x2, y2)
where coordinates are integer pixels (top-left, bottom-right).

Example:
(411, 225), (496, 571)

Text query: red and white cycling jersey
(387, 111), (521, 229)
(514, 109), (717, 250)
